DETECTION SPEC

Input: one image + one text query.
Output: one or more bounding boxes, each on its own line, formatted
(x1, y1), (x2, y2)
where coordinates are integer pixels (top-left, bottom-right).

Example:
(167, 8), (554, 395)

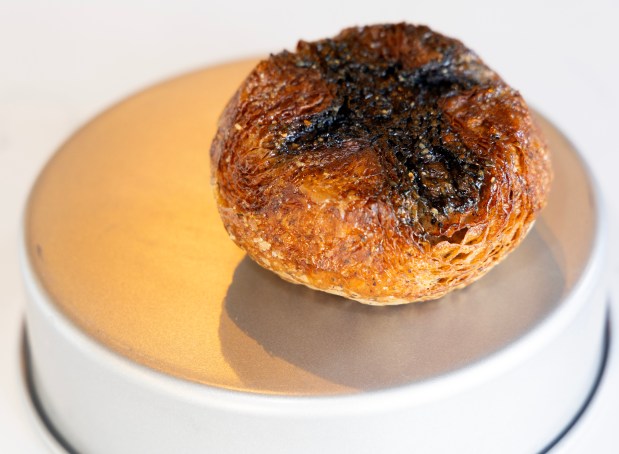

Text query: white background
(1, 0), (618, 452)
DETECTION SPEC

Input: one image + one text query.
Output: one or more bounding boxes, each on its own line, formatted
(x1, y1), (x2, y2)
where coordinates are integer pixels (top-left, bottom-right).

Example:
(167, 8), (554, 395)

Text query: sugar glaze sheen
(211, 23), (552, 304)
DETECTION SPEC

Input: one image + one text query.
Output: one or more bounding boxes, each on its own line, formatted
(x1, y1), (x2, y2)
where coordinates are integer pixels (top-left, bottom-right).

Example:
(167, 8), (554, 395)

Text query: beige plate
(25, 59), (596, 396)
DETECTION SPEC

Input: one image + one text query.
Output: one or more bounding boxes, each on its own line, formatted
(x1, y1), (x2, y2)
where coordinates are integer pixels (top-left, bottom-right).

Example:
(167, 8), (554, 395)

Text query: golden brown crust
(210, 23), (552, 304)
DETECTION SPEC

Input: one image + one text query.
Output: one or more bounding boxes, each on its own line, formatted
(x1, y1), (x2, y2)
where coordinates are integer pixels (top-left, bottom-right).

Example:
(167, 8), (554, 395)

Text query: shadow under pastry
(218, 226), (565, 395)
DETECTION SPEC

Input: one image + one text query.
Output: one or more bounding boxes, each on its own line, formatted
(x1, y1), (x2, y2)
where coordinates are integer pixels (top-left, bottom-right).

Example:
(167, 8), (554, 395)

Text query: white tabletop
(1, 1), (618, 452)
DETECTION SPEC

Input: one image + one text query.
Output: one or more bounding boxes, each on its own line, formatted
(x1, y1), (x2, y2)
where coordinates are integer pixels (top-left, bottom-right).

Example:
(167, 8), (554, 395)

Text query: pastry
(210, 23), (552, 305)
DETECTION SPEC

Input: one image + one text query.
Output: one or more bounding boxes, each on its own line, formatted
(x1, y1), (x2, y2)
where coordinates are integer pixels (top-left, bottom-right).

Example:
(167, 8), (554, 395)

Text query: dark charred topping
(263, 24), (504, 233)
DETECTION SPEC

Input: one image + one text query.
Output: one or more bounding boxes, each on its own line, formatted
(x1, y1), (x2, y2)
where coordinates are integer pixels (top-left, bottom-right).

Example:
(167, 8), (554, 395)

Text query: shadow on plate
(218, 227), (564, 393)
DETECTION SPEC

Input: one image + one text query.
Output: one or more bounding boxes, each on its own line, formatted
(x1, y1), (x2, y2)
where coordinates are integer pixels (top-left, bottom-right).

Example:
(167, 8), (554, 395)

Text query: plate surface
(25, 59), (596, 396)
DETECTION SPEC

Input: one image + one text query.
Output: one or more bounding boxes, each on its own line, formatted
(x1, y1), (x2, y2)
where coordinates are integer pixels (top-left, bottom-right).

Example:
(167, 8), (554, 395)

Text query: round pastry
(210, 23), (552, 305)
